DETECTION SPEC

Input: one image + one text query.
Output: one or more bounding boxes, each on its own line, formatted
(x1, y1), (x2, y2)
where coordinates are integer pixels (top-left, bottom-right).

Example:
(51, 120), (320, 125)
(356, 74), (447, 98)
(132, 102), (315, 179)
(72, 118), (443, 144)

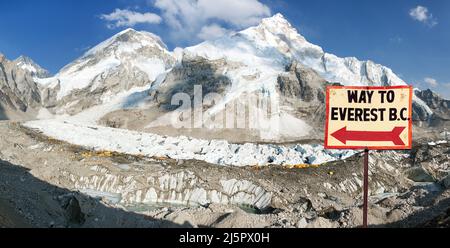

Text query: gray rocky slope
(0, 53), (41, 120)
(414, 89), (450, 128)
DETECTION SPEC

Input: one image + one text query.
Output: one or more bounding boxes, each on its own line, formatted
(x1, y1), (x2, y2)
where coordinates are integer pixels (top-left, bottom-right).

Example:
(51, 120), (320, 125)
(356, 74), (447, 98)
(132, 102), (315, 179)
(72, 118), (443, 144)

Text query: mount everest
(1, 13), (448, 143)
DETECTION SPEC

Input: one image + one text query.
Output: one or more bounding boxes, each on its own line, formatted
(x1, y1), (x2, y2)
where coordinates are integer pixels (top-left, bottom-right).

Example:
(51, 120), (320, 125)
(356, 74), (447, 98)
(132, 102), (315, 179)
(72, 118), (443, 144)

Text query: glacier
(24, 119), (355, 167)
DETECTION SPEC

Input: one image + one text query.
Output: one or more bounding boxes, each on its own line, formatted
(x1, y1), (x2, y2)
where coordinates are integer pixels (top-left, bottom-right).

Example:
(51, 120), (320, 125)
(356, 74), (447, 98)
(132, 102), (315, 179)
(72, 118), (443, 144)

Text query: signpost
(324, 85), (413, 228)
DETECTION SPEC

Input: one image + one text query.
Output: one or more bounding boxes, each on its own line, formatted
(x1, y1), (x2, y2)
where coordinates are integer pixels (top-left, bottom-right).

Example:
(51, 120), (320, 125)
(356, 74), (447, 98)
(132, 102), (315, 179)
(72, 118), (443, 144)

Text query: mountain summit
(82, 28), (169, 58)
(241, 14), (407, 87)
(14, 55), (50, 79)
(250, 13), (312, 45)
(38, 29), (176, 114)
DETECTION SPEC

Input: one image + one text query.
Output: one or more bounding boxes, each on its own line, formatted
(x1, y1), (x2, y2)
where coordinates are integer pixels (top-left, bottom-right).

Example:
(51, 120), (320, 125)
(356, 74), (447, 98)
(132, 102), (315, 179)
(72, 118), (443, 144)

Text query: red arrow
(331, 126), (406, 145)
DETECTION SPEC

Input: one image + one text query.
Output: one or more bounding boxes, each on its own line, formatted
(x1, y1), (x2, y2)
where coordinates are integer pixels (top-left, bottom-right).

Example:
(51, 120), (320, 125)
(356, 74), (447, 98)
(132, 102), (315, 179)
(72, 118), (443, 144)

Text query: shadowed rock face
(0, 101), (5, 120)
(277, 62), (326, 103)
(0, 54), (41, 120)
(415, 90), (450, 110)
(414, 89), (450, 127)
(155, 56), (234, 110)
(276, 62), (328, 129)
(412, 102), (431, 122)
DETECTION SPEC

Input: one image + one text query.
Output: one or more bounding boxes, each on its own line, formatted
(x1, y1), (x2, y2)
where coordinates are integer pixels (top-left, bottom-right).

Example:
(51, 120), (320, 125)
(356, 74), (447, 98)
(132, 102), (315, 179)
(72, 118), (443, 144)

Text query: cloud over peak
(101, 8), (162, 29)
(197, 24), (230, 40)
(154, 0), (271, 41)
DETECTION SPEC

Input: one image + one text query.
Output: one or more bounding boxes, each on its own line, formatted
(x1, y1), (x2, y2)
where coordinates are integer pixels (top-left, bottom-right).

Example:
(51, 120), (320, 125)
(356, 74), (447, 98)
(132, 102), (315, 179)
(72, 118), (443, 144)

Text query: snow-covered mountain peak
(15, 55), (35, 64)
(83, 28), (169, 58)
(38, 28), (176, 103)
(265, 13), (287, 22)
(178, 13), (433, 135)
(258, 13), (299, 35)
(14, 55), (50, 78)
(231, 14), (408, 88)
(117, 27), (136, 35)
(0, 54), (42, 116)
(241, 13), (319, 51)
(185, 13), (323, 76)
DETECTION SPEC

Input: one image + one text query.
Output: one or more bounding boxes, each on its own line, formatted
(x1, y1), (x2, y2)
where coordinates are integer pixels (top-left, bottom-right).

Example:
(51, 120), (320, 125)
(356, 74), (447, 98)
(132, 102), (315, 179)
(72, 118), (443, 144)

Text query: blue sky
(1, 0), (449, 98)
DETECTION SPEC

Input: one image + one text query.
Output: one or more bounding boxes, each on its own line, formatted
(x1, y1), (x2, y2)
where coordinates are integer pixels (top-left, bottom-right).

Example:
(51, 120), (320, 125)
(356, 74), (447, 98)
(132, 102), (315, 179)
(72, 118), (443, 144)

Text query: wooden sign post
(325, 85), (413, 228)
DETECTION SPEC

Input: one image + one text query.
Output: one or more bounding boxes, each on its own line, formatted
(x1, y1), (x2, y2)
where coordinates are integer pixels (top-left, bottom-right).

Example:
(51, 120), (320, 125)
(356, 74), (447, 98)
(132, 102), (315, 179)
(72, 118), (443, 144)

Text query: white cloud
(424, 77), (438, 87)
(409, 6), (438, 27)
(197, 0), (271, 27)
(423, 77), (445, 87)
(153, 0), (271, 41)
(101, 9), (162, 28)
(410, 6), (428, 22)
(198, 24), (229, 40)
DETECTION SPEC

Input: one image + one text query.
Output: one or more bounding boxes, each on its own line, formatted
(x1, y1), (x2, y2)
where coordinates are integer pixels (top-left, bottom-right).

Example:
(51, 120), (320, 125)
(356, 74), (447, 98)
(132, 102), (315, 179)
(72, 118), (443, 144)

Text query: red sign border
(324, 85), (413, 150)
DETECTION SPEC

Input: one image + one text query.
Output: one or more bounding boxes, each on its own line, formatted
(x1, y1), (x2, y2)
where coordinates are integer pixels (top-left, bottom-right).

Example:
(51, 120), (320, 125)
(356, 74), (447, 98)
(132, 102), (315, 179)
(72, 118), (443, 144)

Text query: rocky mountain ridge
(0, 53), (41, 120)
(0, 14), (448, 137)
(14, 55), (51, 79)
